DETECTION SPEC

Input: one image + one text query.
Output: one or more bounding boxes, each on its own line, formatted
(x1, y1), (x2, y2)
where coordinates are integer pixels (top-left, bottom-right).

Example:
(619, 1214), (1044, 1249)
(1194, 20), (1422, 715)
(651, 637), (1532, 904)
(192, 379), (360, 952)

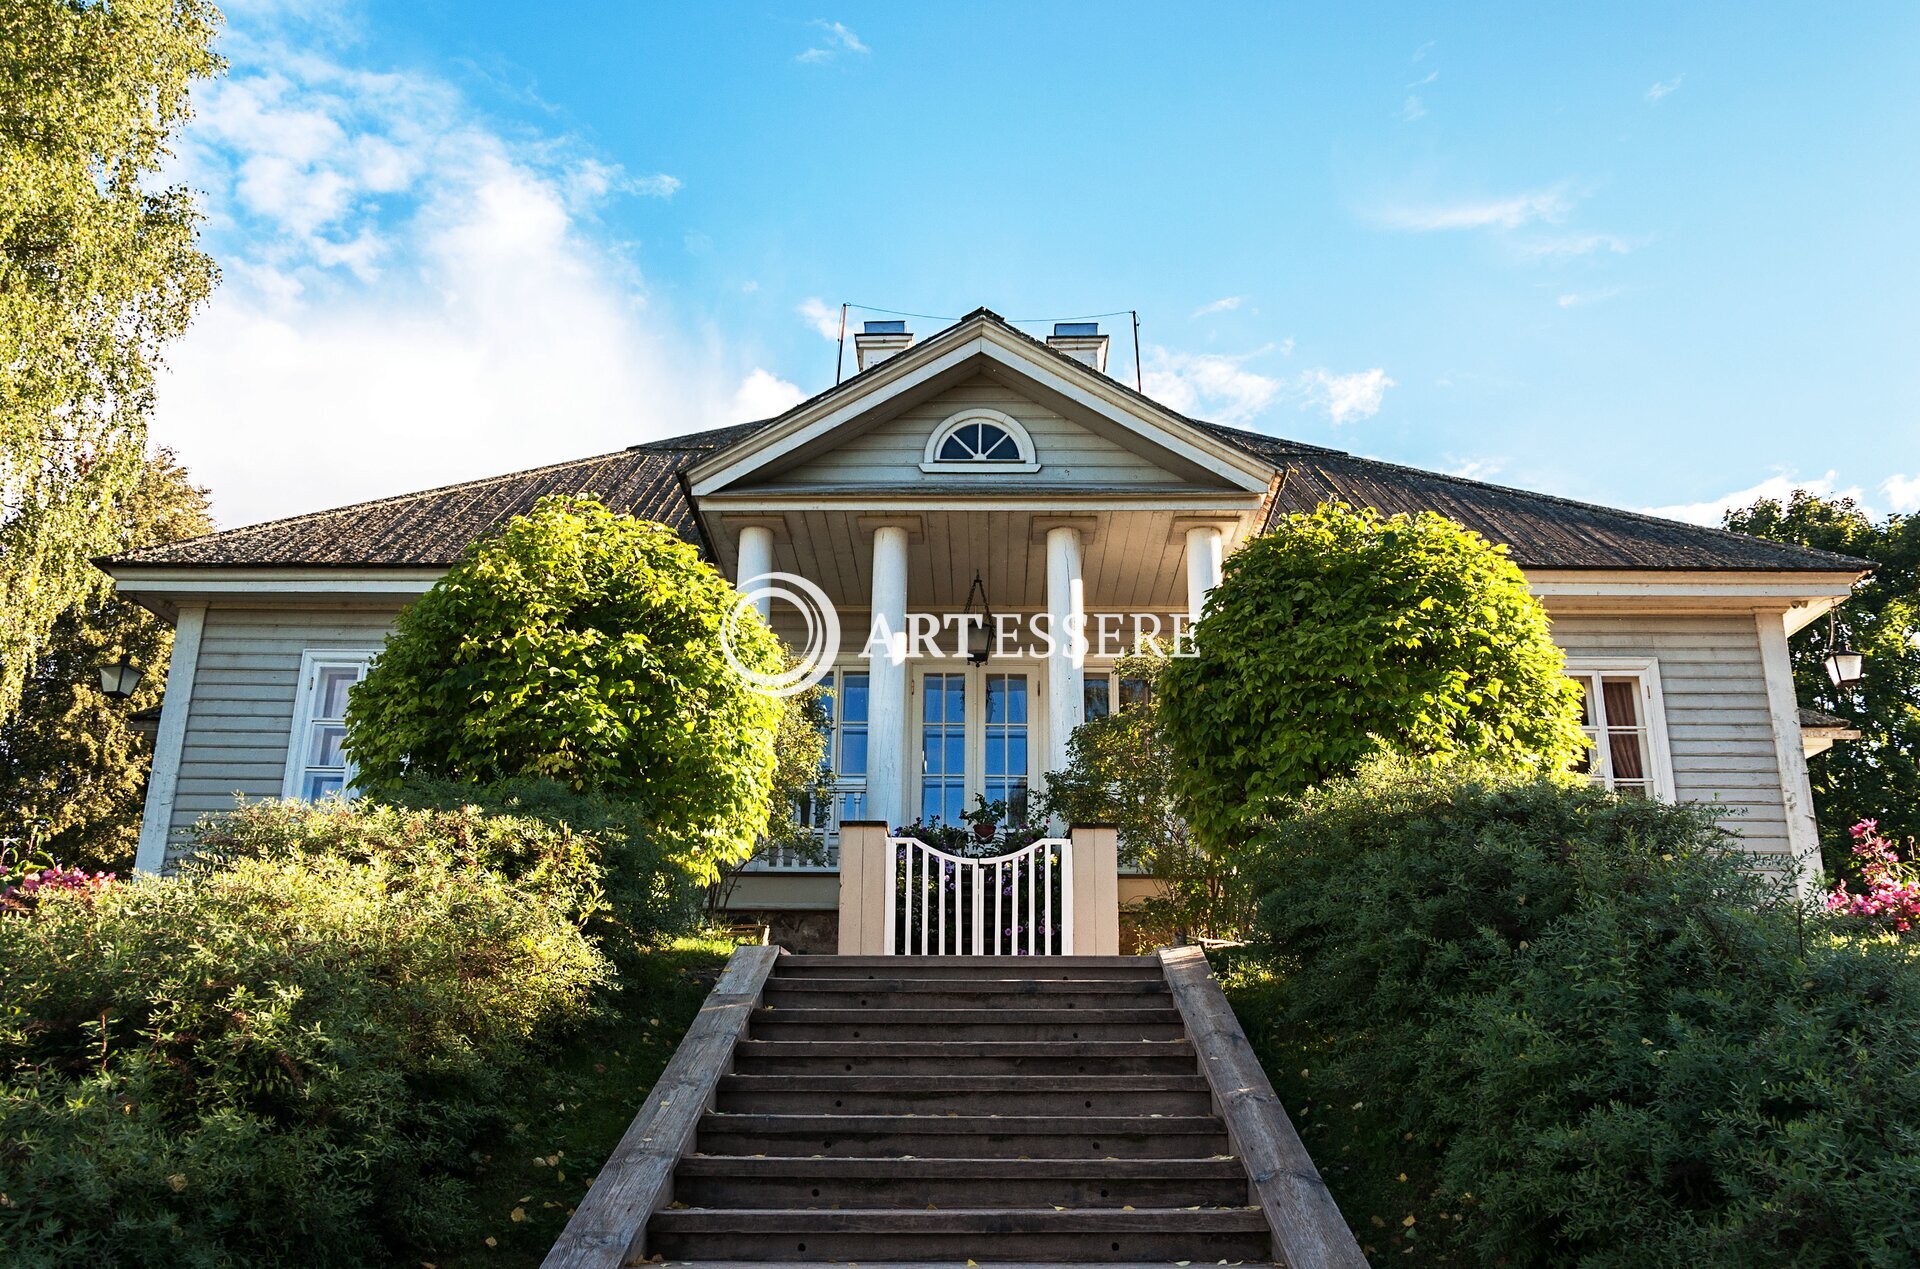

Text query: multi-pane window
(284, 651), (374, 801)
(830, 669), (869, 821)
(1565, 662), (1670, 799)
(938, 421), (1021, 462)
(1083, 670), (1152, 721)
(983, 672), (1029, 820)
(920, 672), (968, 824)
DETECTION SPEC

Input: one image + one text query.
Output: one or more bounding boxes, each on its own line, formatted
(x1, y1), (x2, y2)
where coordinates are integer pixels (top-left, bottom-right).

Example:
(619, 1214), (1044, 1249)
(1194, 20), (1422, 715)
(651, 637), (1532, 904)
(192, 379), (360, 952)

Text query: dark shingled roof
(1199, 424), (1864, 572)
(106, 310), (1866, 576)
(107, 422), (765, 568)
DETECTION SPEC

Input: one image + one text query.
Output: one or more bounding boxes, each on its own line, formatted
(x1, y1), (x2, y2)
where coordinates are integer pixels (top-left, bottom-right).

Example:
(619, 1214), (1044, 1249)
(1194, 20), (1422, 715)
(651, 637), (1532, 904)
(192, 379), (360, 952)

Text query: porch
(723, 505), (1243, 876)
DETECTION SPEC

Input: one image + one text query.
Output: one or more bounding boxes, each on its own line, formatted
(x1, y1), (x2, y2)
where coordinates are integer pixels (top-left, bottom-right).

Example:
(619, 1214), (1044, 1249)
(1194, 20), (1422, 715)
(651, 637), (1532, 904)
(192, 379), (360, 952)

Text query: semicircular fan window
(938, 421), (1022, 462)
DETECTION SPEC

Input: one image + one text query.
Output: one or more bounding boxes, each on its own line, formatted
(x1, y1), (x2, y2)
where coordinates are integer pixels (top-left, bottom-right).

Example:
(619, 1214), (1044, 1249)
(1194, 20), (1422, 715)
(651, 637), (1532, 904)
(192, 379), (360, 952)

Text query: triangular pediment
(686, 312), (1276, 498)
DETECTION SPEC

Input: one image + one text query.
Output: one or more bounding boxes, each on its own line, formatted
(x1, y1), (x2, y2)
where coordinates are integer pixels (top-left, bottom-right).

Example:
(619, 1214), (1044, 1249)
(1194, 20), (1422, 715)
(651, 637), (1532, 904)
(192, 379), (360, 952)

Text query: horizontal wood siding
(770, 376), (1182, 489)
(1549, 611), (1792, 861)
(167, 604), (402, 858)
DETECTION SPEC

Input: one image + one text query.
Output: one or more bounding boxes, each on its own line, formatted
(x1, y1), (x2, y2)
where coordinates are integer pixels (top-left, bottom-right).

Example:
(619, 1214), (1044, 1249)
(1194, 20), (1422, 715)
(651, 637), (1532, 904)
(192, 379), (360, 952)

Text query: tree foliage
(344, 496), (787, 882)
(1725, 491), (1919, 869)
(0, 0), (222, 718)
(1158, 502), (1587, 852)
(0, 449), (211, 868)
(1038, 650), (1250, 940)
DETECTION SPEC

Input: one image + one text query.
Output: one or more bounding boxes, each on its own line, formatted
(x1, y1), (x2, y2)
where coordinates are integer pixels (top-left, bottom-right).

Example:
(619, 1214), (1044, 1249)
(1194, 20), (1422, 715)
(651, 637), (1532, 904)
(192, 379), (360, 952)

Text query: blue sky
(157, 2), (1920, 528)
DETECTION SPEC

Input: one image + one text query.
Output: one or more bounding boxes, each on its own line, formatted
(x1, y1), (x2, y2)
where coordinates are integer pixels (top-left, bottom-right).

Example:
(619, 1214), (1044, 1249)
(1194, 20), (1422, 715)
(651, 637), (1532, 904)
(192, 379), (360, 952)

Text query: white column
(735, 524), (775, 622)
(1186, 524), (1224, 625)
(136, 602), (206, 875)
(1045, 525), (1086, 779)
(865, 525), (911, 830)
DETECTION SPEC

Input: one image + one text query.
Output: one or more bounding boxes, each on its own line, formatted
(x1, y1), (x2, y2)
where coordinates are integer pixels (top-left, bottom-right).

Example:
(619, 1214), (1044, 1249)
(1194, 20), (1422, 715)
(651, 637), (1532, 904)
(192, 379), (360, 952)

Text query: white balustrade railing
(883, 836), (1073, 956)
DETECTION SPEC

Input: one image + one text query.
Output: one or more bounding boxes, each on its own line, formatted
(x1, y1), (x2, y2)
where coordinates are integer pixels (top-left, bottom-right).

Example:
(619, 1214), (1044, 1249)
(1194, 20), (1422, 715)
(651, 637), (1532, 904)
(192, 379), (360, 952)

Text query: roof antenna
(835, 303), (848, 385)
(1131, 309), (1143, 392)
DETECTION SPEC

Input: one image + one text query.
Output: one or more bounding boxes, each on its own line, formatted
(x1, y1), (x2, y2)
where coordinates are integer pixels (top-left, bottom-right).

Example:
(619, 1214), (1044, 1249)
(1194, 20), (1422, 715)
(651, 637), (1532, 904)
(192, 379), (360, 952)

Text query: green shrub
(0, 833), (608, 1265)
(1246, 756), (1920, 1266)
(373, 777), (704, 957)
(344, 495), (786, 883)
(1159, 503), (1586, 853)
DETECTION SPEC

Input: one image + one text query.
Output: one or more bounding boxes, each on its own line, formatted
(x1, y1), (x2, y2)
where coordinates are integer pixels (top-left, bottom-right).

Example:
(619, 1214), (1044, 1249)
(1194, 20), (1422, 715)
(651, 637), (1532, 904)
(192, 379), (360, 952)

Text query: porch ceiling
(712, 508), (1255, 612)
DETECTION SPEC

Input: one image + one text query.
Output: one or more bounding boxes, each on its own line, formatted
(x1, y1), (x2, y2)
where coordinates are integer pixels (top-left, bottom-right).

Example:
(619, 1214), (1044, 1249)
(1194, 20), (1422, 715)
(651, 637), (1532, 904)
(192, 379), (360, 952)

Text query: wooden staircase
(547, 949), (1364, 1268)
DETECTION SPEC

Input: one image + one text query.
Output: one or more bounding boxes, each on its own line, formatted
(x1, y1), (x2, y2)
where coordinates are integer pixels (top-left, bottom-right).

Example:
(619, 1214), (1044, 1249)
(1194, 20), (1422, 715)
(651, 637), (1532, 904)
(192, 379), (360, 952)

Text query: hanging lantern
(1823, 611), (1864, 689)
(963, 571), (994, 665)
(98, 654), (142, 701)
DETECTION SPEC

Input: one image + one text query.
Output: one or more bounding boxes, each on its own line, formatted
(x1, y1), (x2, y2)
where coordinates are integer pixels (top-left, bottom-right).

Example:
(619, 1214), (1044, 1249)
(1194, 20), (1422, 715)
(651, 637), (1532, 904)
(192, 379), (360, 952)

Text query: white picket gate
(883, 836), (1073, 956)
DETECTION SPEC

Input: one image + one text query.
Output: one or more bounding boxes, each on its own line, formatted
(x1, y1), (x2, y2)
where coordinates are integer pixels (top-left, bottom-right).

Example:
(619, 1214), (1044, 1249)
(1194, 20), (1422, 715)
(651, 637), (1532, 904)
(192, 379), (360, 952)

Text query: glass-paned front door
(983, 672), (1029, 821)
(915, 666), (1038, 827)
(920, 672), (968, 823)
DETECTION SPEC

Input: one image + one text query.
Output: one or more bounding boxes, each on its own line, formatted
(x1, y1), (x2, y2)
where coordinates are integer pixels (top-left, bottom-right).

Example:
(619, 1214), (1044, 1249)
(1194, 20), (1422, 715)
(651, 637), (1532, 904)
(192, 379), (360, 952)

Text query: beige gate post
(837, 821), (891, 954)
(1068, 823), (1120, 955)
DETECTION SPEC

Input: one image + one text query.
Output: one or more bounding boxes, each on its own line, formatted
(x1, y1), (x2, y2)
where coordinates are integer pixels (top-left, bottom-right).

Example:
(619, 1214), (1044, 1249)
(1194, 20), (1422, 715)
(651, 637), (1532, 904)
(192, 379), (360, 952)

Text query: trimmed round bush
(1158, 502), (1586, 852)
(344, 495), (785, 882)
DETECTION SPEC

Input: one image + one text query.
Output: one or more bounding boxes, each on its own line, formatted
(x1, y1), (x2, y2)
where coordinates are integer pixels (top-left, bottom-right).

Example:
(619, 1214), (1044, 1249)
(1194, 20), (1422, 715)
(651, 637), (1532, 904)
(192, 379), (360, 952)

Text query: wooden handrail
(1159, 945), (1368, 1269)
(543, 944), (781, 1268)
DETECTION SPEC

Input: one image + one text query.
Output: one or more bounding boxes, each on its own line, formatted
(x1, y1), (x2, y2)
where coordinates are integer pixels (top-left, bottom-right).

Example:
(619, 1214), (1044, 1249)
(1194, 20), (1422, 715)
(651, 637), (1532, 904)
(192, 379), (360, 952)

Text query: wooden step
(671, 1155), (1251, 1209)
(750, 1010), (1186, 1042)
(646, 1206), (1272, 1262)
(765, 975), (1172, 996)
(730, 1039), (1198, 1076)
(695, 1113), (1232, 1159)
(715, 1073), (1214, 1117)
(761, 983), (1170, 1010)
(774, 955), (1163, 980)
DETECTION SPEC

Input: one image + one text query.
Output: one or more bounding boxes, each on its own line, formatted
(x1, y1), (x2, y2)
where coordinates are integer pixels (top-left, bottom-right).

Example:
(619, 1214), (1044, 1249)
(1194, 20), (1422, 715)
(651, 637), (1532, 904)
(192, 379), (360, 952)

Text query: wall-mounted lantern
(98, 654), (143, 702)
(1823, 612), (1864, 690)
(1825, 646), (1865, 689)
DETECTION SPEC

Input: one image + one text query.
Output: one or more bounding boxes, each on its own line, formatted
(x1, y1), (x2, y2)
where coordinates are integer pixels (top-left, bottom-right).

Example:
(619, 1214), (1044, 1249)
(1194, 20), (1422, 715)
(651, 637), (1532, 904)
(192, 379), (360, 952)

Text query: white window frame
(919, 408), (1042, 474)
(1081, 662), (1155, 721)
(1563, 656), (1677, 802)
(282, 649), (379, 800)
(909, 657), (1047, 825)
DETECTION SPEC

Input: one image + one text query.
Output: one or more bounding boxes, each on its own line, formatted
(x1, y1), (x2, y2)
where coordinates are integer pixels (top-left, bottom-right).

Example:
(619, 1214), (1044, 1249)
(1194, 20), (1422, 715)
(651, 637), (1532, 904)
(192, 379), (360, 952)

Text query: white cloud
(1514, 231), (1635, 260)
(1399, 95), (1428, 122)
(1883, 473), (1920, 513)
(1643, 471), (1864, 526)
(1645, 74), (1684, 104)
(797, 296), (843, 340)
(1303, 367), (1394, 424)
(731, 367), (805, 421)
(153, 18), (765, 529)
(1444, 456), (1505, 481)
(1190, 295), (1245, 319)
(1411, 40), (1435, 63)
(1408, 69), (1439, 88)
(1556, 285), (1625, 307)
(1143, 349), (1283, 424)
(1376, 185), (1574, 232)
(797, 20), (868, 63)
(1143, 348), (1391, 426)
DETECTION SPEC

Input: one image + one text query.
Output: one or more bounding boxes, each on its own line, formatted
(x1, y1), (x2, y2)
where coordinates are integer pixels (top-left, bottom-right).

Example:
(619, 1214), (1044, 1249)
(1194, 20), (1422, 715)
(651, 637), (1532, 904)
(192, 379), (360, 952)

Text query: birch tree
(1, 0), (221, 717)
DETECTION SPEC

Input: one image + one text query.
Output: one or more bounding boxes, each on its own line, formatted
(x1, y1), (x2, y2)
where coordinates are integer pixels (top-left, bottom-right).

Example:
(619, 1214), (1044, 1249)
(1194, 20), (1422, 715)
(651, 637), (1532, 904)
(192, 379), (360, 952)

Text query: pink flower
(1827, 819), (1920, 934)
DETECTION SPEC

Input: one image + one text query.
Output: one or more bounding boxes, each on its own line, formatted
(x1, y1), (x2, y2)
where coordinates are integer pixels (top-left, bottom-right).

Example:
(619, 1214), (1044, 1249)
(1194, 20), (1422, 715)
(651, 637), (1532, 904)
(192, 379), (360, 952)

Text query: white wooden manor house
(107, 308), (1867, 942)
